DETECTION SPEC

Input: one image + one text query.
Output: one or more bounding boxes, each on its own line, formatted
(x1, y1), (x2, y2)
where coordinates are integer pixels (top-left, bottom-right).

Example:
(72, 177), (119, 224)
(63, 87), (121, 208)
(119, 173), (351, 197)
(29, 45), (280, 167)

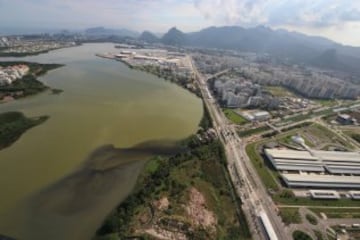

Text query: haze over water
(0, 43), (202, 239)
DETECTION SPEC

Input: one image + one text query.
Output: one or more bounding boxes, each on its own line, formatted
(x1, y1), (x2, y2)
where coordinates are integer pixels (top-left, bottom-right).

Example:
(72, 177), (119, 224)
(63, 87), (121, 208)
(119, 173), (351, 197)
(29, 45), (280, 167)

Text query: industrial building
(336, 114), (355, 125)
(309, 190), (340, 199)
(265, 149), (360, 175)
(264, 148), (360, 189)
(349, 191), (360, 200)
(242, 110), (271, 122)
(282, 173), (360, 189)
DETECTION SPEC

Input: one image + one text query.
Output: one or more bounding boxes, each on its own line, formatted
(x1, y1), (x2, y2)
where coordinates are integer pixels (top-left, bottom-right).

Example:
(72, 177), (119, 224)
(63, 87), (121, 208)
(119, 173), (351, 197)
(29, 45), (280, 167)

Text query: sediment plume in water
(1, 140), (183, 240)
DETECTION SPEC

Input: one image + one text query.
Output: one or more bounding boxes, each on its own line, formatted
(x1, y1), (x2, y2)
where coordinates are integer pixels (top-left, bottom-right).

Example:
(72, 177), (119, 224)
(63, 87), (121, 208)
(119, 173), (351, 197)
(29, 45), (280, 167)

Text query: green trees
(0, 112), (48, 150)
(351, 133), (360, 143)
(293, 230), (313, 240)
(0, 62), (63, 98)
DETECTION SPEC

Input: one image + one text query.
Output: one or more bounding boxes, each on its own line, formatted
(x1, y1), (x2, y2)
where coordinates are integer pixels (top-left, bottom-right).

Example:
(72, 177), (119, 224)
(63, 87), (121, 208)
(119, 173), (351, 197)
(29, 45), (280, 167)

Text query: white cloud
(193, 0), (360, 28)
(1, 0), (360, 45)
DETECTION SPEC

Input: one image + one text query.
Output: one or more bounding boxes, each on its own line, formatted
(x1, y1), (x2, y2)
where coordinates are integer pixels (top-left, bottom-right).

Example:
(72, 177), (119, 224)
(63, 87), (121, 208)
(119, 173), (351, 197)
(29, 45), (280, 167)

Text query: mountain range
(138, 26), (360, 78)
(84, 27), (139, 38)
(82, 25), (360, 78)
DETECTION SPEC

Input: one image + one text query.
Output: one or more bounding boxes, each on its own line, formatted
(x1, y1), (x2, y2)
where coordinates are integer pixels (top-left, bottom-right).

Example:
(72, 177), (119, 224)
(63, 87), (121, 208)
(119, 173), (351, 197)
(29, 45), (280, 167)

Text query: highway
(188, 56), (290, 240)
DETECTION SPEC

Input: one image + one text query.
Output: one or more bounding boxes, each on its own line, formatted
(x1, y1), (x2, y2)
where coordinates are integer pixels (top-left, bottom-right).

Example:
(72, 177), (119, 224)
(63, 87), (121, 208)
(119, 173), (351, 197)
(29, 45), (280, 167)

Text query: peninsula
(0, 111), (48, 151)
(0, 61), (64, 102)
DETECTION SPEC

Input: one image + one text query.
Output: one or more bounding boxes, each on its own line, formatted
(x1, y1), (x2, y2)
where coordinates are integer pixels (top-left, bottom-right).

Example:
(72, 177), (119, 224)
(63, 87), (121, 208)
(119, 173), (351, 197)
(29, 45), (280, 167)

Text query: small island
(0, 111), (48, 151)
(0, 61), (64, 102)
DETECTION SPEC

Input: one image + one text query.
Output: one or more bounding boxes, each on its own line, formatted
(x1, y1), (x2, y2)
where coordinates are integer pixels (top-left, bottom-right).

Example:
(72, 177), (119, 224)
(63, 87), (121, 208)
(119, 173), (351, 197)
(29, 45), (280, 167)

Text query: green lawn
(313, 230), (324, 240)
(223, 109), (248, 125)
(274, 195), (360, 207)
(265, 86), (296, 97)
(310, 208), (360, 219)
(282, 109), (333, 125)
(278, 208), (301, 225)
(314, 99), (337, 107)
(311, 123), (353, 149)
(245, 142), (279, 191)
(238, 126), (270, 137)
(305, 214), (318, 225)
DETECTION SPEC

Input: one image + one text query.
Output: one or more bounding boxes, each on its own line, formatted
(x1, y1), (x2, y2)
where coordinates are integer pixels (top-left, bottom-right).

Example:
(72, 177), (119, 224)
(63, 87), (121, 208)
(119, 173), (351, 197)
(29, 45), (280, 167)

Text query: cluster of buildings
(336, 112), (360, 126)
(308, 190), (360, 200)
(237, 64), (360, 100)
(0, 64), (29, 85)
(193, 53), (245, 75)
(212, 76), (280, 109)
(100, 48), (194, 80)
(1, 40), (76, 54)
(0, 37), (10, 47)
(241, 110), (272, 122)
(0, 35), (76, 55)
(264, 148), (360, 189)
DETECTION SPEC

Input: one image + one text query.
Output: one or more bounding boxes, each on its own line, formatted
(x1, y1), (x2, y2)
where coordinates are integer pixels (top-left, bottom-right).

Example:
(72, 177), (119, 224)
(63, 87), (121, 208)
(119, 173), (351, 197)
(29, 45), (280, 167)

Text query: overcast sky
(1, 0), (360, 46)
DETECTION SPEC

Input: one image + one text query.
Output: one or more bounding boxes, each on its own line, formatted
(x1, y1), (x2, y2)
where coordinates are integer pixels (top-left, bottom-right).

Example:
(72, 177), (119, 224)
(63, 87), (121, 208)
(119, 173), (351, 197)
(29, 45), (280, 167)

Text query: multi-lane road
(188, 55), (290, 240)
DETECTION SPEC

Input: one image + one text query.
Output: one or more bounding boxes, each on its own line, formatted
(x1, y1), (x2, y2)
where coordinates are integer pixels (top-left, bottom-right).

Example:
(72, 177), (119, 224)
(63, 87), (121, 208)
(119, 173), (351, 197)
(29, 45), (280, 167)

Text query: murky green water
(0, 43), (202, 239)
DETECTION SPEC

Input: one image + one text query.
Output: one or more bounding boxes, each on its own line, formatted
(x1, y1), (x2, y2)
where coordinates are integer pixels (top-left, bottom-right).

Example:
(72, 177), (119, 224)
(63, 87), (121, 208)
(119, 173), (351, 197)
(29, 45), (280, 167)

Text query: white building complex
(0, 64), (29, 85)
(264, 149), (360, 189)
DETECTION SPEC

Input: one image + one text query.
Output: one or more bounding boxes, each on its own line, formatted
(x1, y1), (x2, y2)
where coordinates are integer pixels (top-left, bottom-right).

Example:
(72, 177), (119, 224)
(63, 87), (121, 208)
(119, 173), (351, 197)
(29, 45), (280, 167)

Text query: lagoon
(0, 43), (202, 239)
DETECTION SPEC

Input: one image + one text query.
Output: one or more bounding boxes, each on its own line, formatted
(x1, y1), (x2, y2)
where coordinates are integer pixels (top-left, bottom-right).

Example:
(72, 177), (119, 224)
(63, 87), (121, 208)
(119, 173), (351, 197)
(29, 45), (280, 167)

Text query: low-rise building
(337, 114), (354, 125)
(253, 111), (271, 121)
(282, 173), (360, 189)
(309, 190), (340, 199)
(349, 191), (360, 200)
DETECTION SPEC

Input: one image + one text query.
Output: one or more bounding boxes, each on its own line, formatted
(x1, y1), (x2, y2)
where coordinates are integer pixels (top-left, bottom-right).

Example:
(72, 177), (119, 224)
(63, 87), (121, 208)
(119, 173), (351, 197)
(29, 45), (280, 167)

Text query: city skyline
(1, 0), (360, 46)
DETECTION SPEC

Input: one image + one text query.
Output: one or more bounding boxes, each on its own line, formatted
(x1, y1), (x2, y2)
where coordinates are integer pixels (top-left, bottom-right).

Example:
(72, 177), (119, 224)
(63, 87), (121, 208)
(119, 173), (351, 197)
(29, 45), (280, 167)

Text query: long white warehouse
(282, 173), (360, 189)
(264, 149), (360, 175)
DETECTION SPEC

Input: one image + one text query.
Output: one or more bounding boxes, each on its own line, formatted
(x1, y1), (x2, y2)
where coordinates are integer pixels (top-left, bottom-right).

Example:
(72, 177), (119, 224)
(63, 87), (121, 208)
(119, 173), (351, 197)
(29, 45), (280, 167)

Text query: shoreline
(0, 111), (49, 151)
(0, 61), (65, 103)
(94, 57), (250, 239)
(0, 43), (80, 58)
(96, 53), (201, 97)
(94, 106), (250, 239)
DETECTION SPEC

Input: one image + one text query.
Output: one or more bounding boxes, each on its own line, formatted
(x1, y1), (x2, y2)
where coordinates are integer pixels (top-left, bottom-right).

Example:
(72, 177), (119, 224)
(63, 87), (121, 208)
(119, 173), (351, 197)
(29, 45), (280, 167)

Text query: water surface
(0, 43), (202, 239)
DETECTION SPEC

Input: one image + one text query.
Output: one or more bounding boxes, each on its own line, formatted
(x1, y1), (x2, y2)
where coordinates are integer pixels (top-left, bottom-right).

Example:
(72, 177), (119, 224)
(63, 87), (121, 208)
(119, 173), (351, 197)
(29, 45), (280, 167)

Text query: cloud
(0, 0), (205, 31)
(341, 9), (360, 21)
(193, 0), (360, 28)
(194, 0), (268, 26)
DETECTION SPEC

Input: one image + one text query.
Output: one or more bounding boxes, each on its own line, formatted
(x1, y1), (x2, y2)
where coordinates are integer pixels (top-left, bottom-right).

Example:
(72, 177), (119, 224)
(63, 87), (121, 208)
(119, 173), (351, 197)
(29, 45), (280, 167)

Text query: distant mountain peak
(84, 27), (139, 38)
(139, 31), (159, 43)
(161, 27), (187, 46)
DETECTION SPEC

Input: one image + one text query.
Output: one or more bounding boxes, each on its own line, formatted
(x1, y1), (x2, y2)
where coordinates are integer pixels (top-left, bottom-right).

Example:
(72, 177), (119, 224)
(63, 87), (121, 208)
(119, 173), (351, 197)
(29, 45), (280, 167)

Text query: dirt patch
(154, 197), (169, 211)
(145, 226), (187, 240)
(185, 187), (217, 229)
